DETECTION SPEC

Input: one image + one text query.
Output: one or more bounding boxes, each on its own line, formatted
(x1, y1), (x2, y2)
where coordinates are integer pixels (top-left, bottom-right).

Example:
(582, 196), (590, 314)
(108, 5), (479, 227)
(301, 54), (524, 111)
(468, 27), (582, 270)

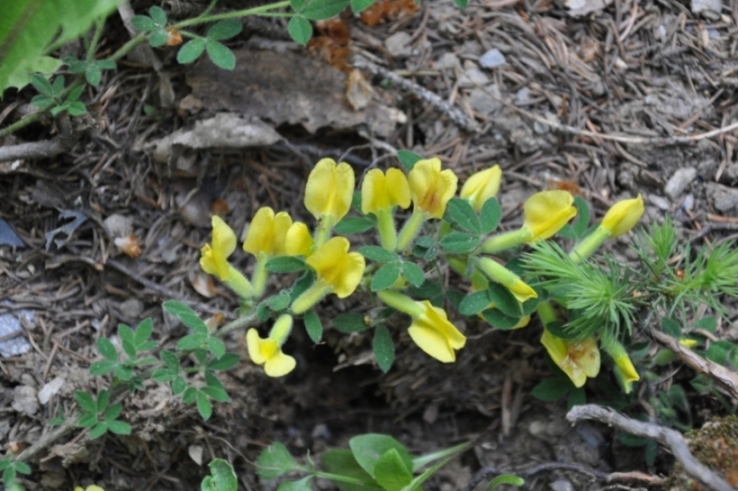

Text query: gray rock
(550, 480), (574, 491)
(706, 183), (738, 212)
(12, 385), (39, 416)
(479, 48), (507, 68)
(664, 167), (697, 199)
(459, 62), (489, 88)
(384, 32), (412, 58)
(691, 0), (721, 18)
(649, 194), (671, 211)
(435, 52), (460, 70)
(467, 85), (501, 115)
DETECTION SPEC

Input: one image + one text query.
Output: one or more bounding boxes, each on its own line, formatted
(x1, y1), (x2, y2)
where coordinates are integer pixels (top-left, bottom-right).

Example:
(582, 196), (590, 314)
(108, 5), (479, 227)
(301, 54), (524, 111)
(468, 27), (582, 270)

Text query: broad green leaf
(97, 337), (118, 362)
(171, 375), (186, 395)
(160, 350), (179, 370)
(661, 317), (681, 337)
(278, 477), (314, 491)
(266, 291), (292, 311)
(90, 359), (118, 376)
(76, 413), (98, 428)
(149, 29), (169, 47)
(114, 364), (134, 381)
(567, 387), (586, 408)
(322, 450), (383, 491)
(3, 467), (16, 486)
(458, 290), (491, 316)
(453, 0), (468, 7)
(119, 324), (137, 358)
(349, 434), (412, 478)
(487, 282), (522, 317)
(303, 310), (323, 343)
(202, 459), (238, 491)
(96, 390), (110, 413)
(208, 353), (240, 371)
(444, 198), (480, 234)
(439, 232), (479, 254)
(201, 386), (230, 402)
(135, 318), (154, 346)
(334, 313), (371, 333)
(149, 6), (167, 26)
(301, 0), (350, 20)
(396, 150), (422, 171)
(66, 101), (87, 116)
(531, 378), (573, 401)
(486, 475), (524, 489)
(374, 449), (413, 491)
(89, 422), (108, 439)
(0, 0), (119, 93)
(359, 245), (398, 263)
(132, 15), (157, 31)
(14, 462), (31, 475)
(335, 216), (374, 234)
(163, 300), (208, 333)
(480, 198), (501, 234)
(208, 337), (226, 359)
(402, 262), (425, 287)
(480, 308), (520, 330)
(266, 256), (306, 273)
(371, 261), (402, 291)
(30, 73), (53, 95)
(572, 196), (590, 237)
(207, 19), (242, 41)
(107, 420), (131, 435)
(350, 0), (375, 13)
(177, 38), (206, 64)
(177, 332), (207, 351)
(205, 370), (226, 392)
(103, 402), (122, 421)
(152, 368), (176, 382)
(373, 325), (394, 373)
(197, 391), (213, 420)
(51, 75), (65, 95)
(256, 442), (302, 480)
(694, 316), (717, 332)
(291, 0), (308, 11)
(75, 391), (97, 413)
(206, 40), (235, 70)
(6, 56), (61, 92)
(85, 63), (102, 85)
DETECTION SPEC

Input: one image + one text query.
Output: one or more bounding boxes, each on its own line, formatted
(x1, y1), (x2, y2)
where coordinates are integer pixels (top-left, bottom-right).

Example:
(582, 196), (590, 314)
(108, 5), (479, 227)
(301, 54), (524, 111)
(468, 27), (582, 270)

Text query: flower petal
(243, 207), (276, 256)
(332, 252), (366, 298)
(285, 222), (314, 256)
(246, 328), (266, 364)
(409, 324), (457, 363)
(306, 237), (365, 298)
(523, 190), (576, 240)
(420, 302), (466, 350)
(264, 351), (297, 377)
(272, 212), (293, 256)
(361, 168), (388, 214)
(305, 158), (355, 221)
(601, 195), (644, 237)
(460, 165), (501, 212)
(408, 158), (459, 219)
(387, 168), (411, 209)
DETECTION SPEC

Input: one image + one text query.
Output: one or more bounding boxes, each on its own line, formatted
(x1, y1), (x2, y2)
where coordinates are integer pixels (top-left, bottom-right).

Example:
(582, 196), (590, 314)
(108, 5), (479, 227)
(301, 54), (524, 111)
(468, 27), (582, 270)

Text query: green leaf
(161, 350), (179, 370)
(202, 459), (238, 491)
(96, 337), (118, 362)
(334, 313), (371, 333)
(396, 150), (422, 171)
(135, 318), (154, 346)
(119, 324), (137, 358)
(183, 386), (197, 404)
(75, 391), (97, 413)
(568, 386), (587, 407)
(487, 282), (522, 317)
(694, 316), (717, 332)
(287, 15), (312, 46)
(149, 5), (167, 26)
(177, 332), (207, 351)
(76, 412), (98, 428)
(132, 15), (157, 31)
(172, 376), (187, 395)
(177, 38), (206, 64)
(31, 73), (53, 95)
(374, 449), (413, 491)
(661, 317), (681, 338)
(66, 101), (86, 116)
(207, 20), (243, 41)
(301, 0), (350, 20)
(359, 245), (398, 263)
(349, 434), (413, 478)
(439, 232), (479, 254)
(103, 402), (122, 421)
(266, 256), (306, 273)
(458, 290), (491, 316)
(373, 325), (394, 373)
(322, 450), (382, 491)
(444, 198), (481, 234)
(31, 94), (54, 107)
(278, 477), (314, 491)
(205, 40), (235, 70)
(571, 196), (590, 237)
(205, 370), (226, 392)
(256, 442), (302, 480)
(152, 368), (176, 382)
(350, 0), (375, 13)
(201, 386), (230, 402)
(402, 262), (425, 287)
(98, 59), (116, 69)
(371, 261), (402, 291)
(3, 466), (16, 486)
(303, 310), (323, 343)
(291, 0), (308, 11)
(149, 29), (169, 47)
(407, 280), (443, 304)
(107, 419), (132, 435)
(531, 378), (573, 401)
(14, 462), (30, 475)
(208, 337), (227, 359)
(89, 421), (108, 439)
(96, 389), (110, 413)
(705, 341), (735, 366)
(486, 475), (524, 489)
(164, 300), (209, 334)
(85, 63), (101, 85)
(208, 353), (240, 371)
(114, 364), (134, 381)
(266, 291), (292, 311)
(335, 216), (374, 234)
(480, 198), (501, 234)
(480, 308), (520, 330)
(453, 0), (468, 7)
(197, 391), (213, 420)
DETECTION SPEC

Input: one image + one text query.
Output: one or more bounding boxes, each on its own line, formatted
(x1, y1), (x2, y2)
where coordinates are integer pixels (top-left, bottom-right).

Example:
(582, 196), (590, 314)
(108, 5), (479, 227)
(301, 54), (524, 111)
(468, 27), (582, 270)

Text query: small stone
(664, 167), (697, 199)
(12, 385), (39, 416)
(104, 214), (133, 239)
(384, 32), (412, 58)
(479, 48), (507, 68)
(435, 52), (460, 70)
(516, 87), (531, 104)
(550, 479), (574, 491)
(706, 183), (738, 212)
(691, 0), (721, 18)
(467, 85), (501, 115)
(120, 298), (143, 319)
(649, 194), (671, 211)
(458, 62), (490, 88)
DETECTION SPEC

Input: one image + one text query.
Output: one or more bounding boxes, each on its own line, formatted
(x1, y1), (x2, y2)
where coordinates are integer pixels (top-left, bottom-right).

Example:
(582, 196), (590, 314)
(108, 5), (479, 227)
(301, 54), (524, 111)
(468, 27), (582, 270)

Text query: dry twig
(567, 404), (737, 491)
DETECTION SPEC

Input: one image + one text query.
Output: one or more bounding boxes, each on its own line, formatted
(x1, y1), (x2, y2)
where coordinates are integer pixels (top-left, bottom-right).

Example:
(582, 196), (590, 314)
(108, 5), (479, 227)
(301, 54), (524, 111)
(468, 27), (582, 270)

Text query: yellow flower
(291, 237), (365, 313)
(541, 329), (600, 388)
(460, 165), (502, 212)
(243, 207), (292, 257)
(361, 168), (411, 214)
(605, 340), (639, 393)
(200, 215), (237, 281)
(285, 222), (314, 257)
(246, 315), (296, 377)
(407, 158), (458, 219)
(523, 190), (577, 240)
(304, 158), (355, 222)
(377, 290), (466, 363)
(75, 487), (104, 491)
(601, 195), (644, 237)
(475, 257), (538, 303)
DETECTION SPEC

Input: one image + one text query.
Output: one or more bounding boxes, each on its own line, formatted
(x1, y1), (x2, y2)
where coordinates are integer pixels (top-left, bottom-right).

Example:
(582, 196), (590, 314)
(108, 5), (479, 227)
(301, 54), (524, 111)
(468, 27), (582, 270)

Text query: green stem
(376, 208), (398, 251)
(215, 310), (259, 338)
(174, 0), (291, 28)
(313, 215), (334, 249)
(377, 290), (423, 318)
(86, 18), (106, 63)
(291, 282), (333, 315)
(252, 253), (270, 299)
(224, 265), (254, 300)
(396, 208), (426, 252)
(536, 300), (557, 326)
(312, 471), (370, 486)
(569, 226), (611, 263)
(481, 227), (532, 254)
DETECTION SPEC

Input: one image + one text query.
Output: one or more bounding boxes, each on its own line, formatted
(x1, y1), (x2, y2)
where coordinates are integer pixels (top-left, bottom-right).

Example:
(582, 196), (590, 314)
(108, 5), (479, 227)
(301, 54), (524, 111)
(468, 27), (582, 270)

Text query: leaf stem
(86, 18), (106, 63)
(174, 0), (291, 28)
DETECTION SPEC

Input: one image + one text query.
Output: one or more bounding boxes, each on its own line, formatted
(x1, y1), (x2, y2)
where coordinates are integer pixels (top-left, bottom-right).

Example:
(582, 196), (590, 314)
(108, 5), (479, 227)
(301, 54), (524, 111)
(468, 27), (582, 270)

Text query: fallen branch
(0, 116), (80, 163)
(567, 404), (737, 491)
(352, 56), (479, 134)
(651, 329), (738, 400)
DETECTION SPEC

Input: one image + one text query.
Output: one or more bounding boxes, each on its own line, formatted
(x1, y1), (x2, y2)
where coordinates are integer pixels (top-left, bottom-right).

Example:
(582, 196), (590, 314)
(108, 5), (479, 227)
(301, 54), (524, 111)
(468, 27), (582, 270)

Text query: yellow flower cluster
(197, 153), (644, 389)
